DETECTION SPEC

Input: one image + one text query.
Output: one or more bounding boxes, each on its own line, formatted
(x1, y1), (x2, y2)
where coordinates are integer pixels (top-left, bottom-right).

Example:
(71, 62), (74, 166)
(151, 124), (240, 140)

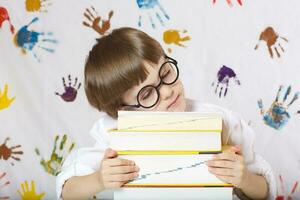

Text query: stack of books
(109, 111), (233, 200)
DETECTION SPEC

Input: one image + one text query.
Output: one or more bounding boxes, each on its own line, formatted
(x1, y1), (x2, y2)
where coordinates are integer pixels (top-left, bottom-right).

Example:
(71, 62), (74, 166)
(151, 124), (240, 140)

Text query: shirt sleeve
(220, 106), (277, 200)
(55, 117), (111, 200)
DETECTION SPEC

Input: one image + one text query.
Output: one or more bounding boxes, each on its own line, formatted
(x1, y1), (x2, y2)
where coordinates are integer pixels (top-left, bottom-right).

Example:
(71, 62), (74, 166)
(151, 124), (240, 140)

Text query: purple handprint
(13, 17), (57, 62)
(55, 75), (81, 102)
(211, 65), (241, 98)
(136, 0), (169, 29)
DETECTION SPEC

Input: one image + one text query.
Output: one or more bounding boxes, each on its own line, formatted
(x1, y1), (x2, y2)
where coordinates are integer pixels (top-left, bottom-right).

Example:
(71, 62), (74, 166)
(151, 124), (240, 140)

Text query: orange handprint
(83, 6), (113, 36)
(0, 84), (15, 111)
(255, 27), (288, 58)
(0, 138), (23, 166)
(17, 180), (45, 200)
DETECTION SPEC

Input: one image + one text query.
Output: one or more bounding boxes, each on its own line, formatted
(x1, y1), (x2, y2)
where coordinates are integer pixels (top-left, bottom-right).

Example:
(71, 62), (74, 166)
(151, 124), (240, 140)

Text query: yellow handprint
(25, 0), (52, 12)
(17, 180), (45, 200)
(163, 29), (191, 53)
(0, 84), (15, 110)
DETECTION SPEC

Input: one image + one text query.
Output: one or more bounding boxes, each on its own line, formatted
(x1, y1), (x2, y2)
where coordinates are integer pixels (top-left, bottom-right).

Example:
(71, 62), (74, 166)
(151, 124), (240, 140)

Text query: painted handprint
(17, 180), (45, 200)
(276, 175), (298, 200)
(13, 17), (58, 62)
(136, 0), (170, 29)
(0, 172), (10, 200)
(211, 65), (241, 98)
(25, 0), (52, 12)
(212, 0), (242, 6)
(0, 138), (23, 166)
(163, 29), (191, 53)
(255, 27), (288, 58)
(35, 134), (75, 176)
(0, 84), (15, 111)
(0, 7), (14, 34)
(258, 85), (299, 130)
(83, 6), (113, 36)
(55, 75), (81, 102)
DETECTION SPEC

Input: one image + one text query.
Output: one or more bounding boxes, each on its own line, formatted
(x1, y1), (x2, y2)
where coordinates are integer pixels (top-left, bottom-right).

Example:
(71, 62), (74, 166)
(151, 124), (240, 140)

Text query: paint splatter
(0, 138), (23, 166)
(0, 172), (10, 200)
(25, 0), (52, 13)
(255, 27), (288, 58)
(258, 85), (299, 130)
(211, 65), (241, 98)
(212, 0), (243, 7)
(13, 17), (57, 62)
(0, 7), (15, 34)
(163, 29), (191, 53)
(17, 180), (45, 200)
(276, 175), (298, 200)
(0, 84), (15, 111)
(55, 75), (81, 102)
(136, 0), (169, 29)
(35, 134), (75, 176)
(83, 6), (113, 36)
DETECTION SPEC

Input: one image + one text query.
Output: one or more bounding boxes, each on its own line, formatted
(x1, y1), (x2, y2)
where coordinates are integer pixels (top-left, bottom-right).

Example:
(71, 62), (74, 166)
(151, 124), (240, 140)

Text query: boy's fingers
(108, 165), (140, 175)
(103, 148), (117, 159)
(212, 152), (239, 161)
(230, 145), (241, 155)
(206, 160), (234, 169)
(105, 158), (135, 167)
(109, 172), (139, 182)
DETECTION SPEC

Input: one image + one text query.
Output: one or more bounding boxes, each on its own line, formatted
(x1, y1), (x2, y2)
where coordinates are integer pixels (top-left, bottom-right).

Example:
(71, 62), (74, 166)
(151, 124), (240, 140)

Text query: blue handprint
(258, 85), (299, 130)
(13, 17), (57, 62)
(136, 0), (169, 29)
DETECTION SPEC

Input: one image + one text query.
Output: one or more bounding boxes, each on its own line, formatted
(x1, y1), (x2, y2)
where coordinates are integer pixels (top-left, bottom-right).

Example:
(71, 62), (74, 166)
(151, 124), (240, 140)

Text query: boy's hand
(206, 145), (249, 188)
(98, 148), (140, 189)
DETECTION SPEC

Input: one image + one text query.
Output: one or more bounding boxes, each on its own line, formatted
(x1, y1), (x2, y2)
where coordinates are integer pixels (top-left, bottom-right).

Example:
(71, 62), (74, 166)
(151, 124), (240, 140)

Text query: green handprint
(35, 134), (75, 176)
(17, 180), (45, 200)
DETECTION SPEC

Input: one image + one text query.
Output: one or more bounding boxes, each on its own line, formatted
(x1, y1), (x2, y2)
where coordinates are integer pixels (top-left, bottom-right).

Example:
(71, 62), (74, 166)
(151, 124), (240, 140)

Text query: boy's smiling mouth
(167, 94), (180, 109)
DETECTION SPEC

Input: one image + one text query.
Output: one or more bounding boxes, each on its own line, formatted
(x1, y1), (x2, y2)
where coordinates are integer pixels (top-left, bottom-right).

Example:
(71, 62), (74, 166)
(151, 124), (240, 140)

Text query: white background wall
(0, 0), (300, 199)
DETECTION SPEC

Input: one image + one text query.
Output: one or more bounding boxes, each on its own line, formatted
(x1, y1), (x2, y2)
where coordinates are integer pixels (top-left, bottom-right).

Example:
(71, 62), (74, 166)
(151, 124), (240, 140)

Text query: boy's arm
(61, 148), (139, 200)
(238, 171), (268, 200)
(61, 171), (104, 200)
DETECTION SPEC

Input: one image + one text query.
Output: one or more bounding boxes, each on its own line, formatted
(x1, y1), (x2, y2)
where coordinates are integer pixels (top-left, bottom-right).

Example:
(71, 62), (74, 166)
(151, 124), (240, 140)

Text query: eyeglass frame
(121, 55), (179, 109)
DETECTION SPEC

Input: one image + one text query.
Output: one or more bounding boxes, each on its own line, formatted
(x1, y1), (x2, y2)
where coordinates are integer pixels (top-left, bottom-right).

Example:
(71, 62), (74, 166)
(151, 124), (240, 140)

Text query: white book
(114, 187), (233, 200)
(119, 154), (231, 187)
(109, 130), (221, 153)
(117, 111), (222, 131)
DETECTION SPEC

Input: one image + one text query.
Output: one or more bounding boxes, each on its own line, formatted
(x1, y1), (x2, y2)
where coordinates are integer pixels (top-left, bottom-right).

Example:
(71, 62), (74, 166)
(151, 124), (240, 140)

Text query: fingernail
(135, 173), (139, 177)
(135, 166), (140, 171)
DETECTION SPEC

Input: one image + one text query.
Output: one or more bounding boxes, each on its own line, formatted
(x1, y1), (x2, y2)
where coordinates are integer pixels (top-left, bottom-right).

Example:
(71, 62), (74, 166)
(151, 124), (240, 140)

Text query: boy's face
(122, 56), (186, 112)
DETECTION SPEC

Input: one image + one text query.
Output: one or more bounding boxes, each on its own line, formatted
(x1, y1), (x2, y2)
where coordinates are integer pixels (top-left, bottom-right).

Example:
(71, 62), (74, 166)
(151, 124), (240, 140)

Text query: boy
(57, 27), (276, 200)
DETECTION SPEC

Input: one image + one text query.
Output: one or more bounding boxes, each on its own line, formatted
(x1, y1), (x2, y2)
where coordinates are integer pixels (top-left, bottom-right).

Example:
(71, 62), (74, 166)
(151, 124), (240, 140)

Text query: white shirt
(56, 99), (276, 200)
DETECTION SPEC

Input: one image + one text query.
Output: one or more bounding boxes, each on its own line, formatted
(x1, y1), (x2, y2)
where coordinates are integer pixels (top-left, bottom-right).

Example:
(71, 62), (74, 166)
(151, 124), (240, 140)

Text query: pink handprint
(276, 175), (298, 200)
(212, 0), (243, 7)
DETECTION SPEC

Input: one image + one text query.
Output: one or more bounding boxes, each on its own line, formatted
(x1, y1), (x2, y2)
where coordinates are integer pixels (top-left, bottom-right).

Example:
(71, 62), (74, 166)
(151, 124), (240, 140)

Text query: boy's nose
(159, 84), (173, 101)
